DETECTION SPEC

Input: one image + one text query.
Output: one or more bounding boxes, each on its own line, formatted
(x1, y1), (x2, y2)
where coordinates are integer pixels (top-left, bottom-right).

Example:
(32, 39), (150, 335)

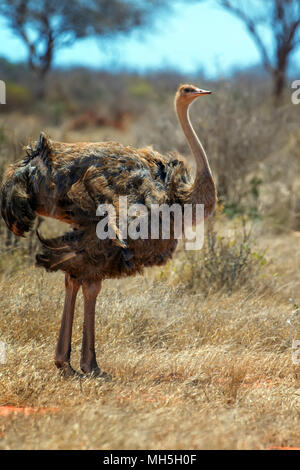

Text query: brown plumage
(1, 84), (217, 377)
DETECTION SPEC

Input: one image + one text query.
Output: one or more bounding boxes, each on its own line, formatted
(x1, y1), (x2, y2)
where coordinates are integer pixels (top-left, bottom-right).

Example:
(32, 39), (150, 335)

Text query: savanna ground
(0, 64), (300, 449)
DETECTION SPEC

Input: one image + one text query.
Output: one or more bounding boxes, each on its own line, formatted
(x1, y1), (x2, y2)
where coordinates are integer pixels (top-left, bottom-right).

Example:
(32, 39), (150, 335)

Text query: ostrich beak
(194, 89), (212, 96)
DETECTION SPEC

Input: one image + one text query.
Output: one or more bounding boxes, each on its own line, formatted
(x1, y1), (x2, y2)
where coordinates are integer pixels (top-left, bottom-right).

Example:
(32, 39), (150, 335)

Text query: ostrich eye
(184, 88), (192, 93)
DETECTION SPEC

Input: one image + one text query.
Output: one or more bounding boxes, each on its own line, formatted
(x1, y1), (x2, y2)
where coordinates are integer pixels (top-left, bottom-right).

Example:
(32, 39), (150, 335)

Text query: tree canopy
(215, 0), (300, 100)
(0, 0), (169, 96)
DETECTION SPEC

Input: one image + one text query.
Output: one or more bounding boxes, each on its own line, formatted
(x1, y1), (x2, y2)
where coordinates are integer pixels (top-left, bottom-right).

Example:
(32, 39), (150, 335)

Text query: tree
(214, 0), (300, 102)
(0, 0), (169, 98)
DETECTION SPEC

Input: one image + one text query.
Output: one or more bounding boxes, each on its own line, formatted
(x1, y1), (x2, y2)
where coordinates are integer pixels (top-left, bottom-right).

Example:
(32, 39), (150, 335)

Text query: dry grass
(0, 228), (300, 450)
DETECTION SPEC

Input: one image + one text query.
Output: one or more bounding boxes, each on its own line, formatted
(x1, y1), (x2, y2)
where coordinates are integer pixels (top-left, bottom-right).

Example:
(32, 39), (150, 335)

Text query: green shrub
(5, 82), (31, 110)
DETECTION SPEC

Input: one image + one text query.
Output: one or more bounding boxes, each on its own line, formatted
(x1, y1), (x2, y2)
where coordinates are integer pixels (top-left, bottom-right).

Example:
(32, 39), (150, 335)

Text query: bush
(4, 82), (31, 111)
(159, 214), (266, 296)
(198, 84), (276, 210)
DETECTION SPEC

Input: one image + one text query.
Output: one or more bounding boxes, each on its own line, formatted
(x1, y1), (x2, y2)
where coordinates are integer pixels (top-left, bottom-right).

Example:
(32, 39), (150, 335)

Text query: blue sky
(0, 2), (299, 78)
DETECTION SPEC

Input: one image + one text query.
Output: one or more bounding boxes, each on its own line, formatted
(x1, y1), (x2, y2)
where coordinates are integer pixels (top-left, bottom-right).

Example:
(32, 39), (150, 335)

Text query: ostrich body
(1, 85), (216, 377)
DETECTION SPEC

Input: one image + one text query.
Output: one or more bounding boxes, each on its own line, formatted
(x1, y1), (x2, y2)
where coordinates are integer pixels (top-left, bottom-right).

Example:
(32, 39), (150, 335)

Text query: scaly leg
(55, 273), (80, 375)
(81, 280), (110, 378)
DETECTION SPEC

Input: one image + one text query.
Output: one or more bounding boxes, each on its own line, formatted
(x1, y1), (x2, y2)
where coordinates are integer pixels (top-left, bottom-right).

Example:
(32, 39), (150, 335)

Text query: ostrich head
(175, 84), (212, 106)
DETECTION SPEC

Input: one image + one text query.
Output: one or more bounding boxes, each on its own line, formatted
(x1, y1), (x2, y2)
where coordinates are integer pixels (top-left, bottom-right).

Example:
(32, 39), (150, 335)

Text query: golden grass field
(0, 225), (300, 450)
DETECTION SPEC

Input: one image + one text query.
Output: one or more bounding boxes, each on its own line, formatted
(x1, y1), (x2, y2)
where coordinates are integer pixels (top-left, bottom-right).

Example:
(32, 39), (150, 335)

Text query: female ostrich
(1, 84), (216, 377)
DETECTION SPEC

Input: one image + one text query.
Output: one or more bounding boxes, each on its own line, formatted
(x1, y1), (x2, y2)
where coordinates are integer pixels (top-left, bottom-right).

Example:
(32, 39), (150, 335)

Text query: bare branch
(215, 0), (300, 101)
(218, 0), (272, 69)
(0, 0), (172, 96)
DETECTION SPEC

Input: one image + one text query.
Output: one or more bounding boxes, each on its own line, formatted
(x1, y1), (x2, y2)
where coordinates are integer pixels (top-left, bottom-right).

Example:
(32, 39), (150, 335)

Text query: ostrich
(1, 84), (217, 377)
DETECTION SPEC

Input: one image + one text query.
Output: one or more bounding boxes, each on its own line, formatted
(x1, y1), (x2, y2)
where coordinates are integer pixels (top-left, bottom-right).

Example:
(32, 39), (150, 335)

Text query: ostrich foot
(55, 361), (78, 378)
(81, 365), (112, 381)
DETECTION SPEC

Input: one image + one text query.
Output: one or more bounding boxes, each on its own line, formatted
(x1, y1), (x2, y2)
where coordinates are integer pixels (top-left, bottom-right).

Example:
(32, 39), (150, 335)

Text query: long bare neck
(176, 99), (213, 179)
(175, 99), (217, 218)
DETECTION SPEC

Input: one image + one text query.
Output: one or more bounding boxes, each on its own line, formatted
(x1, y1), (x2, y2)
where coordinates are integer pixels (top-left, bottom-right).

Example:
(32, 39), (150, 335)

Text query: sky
(0, 1), (299, 78)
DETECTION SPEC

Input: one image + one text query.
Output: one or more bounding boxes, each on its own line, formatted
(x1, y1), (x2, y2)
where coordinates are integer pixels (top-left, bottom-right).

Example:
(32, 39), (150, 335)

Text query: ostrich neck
(175, 99), (216, 216)
(176, 101), (212, 178)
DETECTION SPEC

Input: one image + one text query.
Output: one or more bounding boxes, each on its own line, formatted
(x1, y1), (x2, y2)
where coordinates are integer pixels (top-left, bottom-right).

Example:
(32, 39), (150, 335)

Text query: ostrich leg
(80, 280), (102, 376)
(55, 273), (80, 375)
